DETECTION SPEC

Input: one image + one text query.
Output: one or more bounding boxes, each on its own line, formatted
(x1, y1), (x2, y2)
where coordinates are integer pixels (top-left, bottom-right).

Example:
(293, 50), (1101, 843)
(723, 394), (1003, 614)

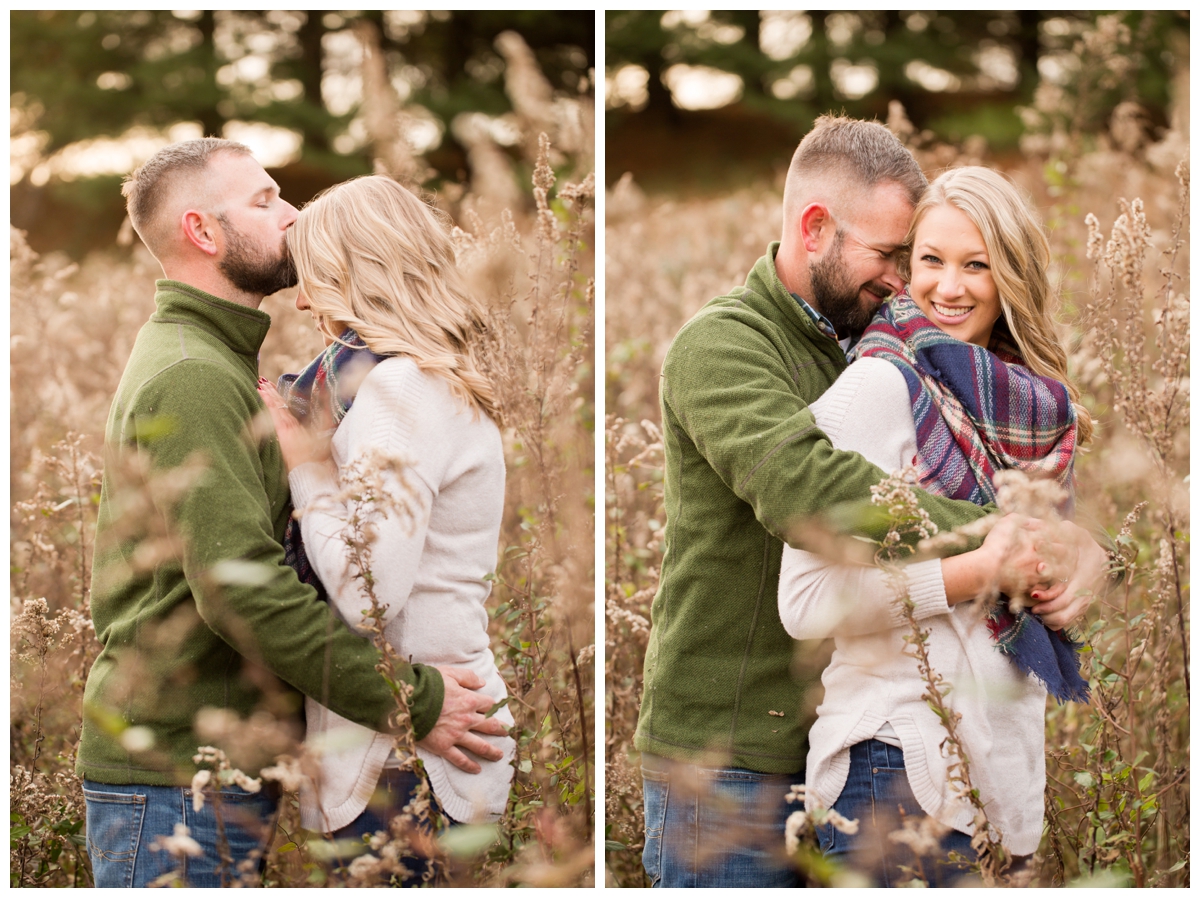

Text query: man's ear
(799, 203), (832, 254)
(181, 210), (219, 256)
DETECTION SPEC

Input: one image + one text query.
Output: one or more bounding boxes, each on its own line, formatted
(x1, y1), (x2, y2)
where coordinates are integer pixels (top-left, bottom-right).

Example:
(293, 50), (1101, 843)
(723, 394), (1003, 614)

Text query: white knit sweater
(778, 357), (1047, 857)
(289, 356), (515, 831)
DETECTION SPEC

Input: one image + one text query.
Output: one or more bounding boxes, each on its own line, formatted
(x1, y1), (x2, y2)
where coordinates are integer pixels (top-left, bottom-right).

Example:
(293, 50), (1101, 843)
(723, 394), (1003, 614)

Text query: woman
(778, 167), (1106, 885)
(258, 176), (515, 867)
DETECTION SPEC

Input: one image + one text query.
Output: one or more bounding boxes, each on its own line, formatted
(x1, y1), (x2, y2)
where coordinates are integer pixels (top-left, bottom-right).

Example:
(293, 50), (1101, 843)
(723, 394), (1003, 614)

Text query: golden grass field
(10, 139), (595, 887)
(604, 69), (1189, 888)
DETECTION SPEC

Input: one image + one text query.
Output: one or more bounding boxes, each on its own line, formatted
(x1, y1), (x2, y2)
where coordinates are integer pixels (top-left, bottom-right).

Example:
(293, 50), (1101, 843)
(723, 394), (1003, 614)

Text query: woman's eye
(967, 260), (989, 271)
(921, 254), (941, 265)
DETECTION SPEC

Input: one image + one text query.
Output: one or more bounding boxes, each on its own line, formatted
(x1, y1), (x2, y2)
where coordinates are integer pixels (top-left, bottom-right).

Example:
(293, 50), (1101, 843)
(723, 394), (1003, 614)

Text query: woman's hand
(978, 514), (1076, 605)
(942, 513), (1057, 606)
(1028, 521), (1108, 630)
(257, 378), (332, 472)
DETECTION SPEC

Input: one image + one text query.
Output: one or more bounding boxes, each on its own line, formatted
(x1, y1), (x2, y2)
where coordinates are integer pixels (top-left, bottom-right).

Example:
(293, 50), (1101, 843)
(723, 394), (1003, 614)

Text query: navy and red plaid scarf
(855, 291), (1089, 703)
(276, 328), (388, 603)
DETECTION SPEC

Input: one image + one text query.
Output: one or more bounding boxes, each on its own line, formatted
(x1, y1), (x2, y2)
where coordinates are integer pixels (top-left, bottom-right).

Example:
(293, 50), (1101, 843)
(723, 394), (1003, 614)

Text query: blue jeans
(641, 755), (802, 887)
(815, 740), (976, 887)
(83, 780), (279, 888)
(328, 767), (457, 887)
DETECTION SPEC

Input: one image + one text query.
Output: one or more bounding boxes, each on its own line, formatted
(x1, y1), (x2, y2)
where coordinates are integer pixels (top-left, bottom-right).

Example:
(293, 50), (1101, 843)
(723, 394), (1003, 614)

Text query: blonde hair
(900, 167), (1094, 444)
(288, 176), (497, 419)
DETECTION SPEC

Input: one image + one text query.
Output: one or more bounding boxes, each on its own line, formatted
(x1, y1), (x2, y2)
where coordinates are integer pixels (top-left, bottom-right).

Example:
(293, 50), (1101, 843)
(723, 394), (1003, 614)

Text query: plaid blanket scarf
(855, 291), (1089, 703)
(276, 328), (388, 603)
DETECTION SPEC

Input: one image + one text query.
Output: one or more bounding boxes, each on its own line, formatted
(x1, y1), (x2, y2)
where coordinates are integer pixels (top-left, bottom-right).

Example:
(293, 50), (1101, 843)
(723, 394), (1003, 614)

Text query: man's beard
(809, 229), (883, 338)
(217, 215), (297, 297)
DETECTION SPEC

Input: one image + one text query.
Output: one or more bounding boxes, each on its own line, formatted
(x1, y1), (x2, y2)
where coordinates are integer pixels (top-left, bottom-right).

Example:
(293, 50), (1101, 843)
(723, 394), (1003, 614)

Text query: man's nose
(281, 200), (299, 229)
(880, 262), (905, 296)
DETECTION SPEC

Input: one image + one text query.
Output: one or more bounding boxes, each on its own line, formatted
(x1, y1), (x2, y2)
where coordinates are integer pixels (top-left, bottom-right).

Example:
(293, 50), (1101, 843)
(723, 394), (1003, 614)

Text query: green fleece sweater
(78, 282), (443, 786)
(633, 246), (990, 774)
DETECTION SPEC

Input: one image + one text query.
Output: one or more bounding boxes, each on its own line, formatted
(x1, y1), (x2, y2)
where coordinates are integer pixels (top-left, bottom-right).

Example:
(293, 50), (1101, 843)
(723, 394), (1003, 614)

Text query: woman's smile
(931, 302), (971, 318)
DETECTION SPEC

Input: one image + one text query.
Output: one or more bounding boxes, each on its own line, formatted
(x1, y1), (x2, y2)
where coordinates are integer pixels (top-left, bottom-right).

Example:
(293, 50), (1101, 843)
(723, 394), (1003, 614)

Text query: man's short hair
(783, 115), (927, 225)
(122, 138), (252, 259)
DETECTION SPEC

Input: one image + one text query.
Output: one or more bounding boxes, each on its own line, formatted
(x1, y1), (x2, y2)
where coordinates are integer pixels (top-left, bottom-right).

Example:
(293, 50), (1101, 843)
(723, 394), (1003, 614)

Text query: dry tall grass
(604, 29), (1188, 888)
(10, 127), (594, 885)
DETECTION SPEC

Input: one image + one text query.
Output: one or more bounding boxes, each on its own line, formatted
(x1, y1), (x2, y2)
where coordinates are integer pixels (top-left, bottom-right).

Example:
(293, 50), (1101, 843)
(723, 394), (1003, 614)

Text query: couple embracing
(78, 139), (513, 886)
(636, 116), (1111, 887)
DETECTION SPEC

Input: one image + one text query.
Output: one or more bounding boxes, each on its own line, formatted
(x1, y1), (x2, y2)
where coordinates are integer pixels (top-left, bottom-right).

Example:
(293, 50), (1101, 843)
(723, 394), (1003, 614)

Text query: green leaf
(484, 698), (510, 719)
(1073, 771), (1096, 789)
(438, 823), (499, 858)
(210, 559), (275, 587)
(605, 840), (627, 852)
(277, 841), (298, 854)
(305, 838), (367, 863)
(518, 758), (533, 774)
(133, 414), (178, 442)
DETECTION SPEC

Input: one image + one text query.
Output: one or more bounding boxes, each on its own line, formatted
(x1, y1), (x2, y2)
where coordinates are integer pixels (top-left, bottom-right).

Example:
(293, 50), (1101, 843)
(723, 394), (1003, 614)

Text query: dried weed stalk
(872, 469), (1008, 886)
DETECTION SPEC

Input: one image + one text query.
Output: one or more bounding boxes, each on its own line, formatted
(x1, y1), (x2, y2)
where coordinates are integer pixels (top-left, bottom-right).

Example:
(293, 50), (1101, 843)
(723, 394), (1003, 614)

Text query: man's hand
(417, 666), (508, 774)
(1029, 522), (1109, 630)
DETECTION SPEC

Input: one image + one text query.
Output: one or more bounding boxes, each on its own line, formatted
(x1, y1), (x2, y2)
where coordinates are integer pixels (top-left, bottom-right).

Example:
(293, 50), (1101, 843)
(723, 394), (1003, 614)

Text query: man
(634, 116), (1096, 887)
(78, 138), (505, 887)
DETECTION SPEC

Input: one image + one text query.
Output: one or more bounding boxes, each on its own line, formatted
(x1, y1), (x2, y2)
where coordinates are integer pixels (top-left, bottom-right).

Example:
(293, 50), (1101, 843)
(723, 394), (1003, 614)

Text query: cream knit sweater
(778, 357), (1047, 857)
(289, 356), (515, 831)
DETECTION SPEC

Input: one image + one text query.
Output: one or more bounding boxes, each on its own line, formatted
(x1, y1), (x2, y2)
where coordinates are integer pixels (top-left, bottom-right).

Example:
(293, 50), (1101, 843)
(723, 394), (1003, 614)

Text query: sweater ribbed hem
(288, 460), (339, 516)
(300, 734), (392, 833)
(421, 740), (515, 824)
(890, 558), (950, 626)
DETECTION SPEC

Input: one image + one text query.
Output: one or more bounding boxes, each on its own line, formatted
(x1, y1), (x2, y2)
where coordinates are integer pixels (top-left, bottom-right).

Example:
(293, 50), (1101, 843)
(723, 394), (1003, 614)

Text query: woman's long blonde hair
(900, 166), (1094, 444)
(288, 175), (498, 419)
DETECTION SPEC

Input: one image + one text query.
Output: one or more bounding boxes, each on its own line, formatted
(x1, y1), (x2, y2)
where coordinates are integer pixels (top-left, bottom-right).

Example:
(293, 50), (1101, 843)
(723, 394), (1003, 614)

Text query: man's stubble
(217, 214), (298, 298)
(808, 228), (882, 338)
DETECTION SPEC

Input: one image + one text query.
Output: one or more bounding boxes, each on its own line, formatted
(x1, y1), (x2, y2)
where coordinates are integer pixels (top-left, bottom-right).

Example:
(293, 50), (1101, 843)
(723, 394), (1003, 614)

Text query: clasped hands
(980, 513), (1108, 630)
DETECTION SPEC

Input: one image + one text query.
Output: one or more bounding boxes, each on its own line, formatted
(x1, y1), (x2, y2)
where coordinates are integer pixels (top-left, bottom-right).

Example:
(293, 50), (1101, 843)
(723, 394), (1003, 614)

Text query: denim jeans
(328, 767), (457, 887)
(815, 740), (976, 887)
(83, 780), (279, 888)
(641, 755), (803, 887)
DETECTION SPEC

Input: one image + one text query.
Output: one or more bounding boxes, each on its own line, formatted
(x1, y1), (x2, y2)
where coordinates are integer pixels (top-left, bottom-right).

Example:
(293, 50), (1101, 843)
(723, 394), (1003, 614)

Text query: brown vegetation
(10, 131), (594, 887)
(605, 22), (1188, 887)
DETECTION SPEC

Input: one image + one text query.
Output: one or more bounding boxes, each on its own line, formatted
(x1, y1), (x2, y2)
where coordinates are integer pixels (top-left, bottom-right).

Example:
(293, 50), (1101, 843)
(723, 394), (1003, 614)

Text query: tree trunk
(196, 11), (224, 139)
(1016, 11), (1043, 101)
(298, 11), (330, 153)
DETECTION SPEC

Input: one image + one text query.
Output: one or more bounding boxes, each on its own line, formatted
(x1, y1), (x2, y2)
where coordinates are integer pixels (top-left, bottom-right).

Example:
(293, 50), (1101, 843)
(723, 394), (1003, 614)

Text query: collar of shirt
(789, 291), (858, 361)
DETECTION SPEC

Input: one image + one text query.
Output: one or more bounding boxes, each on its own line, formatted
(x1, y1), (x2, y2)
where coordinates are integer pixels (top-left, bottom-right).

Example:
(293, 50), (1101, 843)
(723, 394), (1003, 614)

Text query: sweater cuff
(888, 558), (950, 626)
(288, 460), (339, 511)
(408, 663), (445, 742)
